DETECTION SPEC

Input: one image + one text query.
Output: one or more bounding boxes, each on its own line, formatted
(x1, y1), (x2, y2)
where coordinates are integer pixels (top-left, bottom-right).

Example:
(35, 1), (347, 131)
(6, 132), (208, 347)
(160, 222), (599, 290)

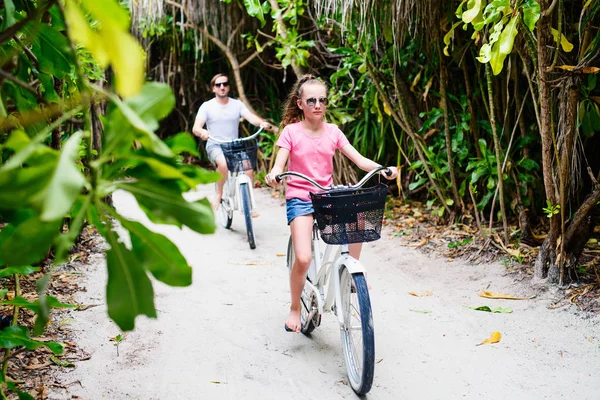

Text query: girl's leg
(286, 214), (314, 332)
(349, 243), (363, 259)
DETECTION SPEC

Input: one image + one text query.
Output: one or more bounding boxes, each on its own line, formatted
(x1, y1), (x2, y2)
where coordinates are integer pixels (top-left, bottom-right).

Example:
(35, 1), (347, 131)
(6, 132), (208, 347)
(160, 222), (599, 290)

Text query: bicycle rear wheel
(240, 182), (256, 249)
(339, 268), (375, 395)
(218, 197), (233, 229)
(286, 236), (319, 334)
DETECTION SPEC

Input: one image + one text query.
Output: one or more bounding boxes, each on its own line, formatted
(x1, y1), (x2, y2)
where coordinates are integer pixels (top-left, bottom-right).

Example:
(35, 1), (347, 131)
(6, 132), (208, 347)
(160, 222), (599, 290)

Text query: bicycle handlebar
(275, 166), (391, 191)
(206, 127), (263, 144)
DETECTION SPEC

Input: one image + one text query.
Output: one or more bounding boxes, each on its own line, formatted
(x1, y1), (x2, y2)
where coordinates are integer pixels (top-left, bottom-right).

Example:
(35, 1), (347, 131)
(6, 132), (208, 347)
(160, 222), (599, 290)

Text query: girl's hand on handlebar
(265, 172), (280, 187)
(381, 166), (399, 180)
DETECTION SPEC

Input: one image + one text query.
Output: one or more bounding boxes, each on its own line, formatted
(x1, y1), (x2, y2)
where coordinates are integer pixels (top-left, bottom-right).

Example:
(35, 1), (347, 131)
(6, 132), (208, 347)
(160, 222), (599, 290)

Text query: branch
(239, 41), (275, 69)
(0, 68), (39, 96)
(542, 0), (559, 17)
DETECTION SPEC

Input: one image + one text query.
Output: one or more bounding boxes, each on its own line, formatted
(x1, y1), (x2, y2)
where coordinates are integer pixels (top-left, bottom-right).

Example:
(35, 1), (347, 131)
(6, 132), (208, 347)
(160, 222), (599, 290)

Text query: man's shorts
(206, 144), (223, 166)
(286, 198), (314, 225)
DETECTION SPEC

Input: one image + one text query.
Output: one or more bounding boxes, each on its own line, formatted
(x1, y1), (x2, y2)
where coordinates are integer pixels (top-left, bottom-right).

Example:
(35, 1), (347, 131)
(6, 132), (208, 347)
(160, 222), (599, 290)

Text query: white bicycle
(209, 128), (262, 249)
(276, 166), (391, 395)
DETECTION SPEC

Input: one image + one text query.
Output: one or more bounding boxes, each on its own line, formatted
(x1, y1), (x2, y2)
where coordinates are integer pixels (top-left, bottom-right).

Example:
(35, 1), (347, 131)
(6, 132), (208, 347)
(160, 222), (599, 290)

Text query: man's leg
(213, 154), (228, 210)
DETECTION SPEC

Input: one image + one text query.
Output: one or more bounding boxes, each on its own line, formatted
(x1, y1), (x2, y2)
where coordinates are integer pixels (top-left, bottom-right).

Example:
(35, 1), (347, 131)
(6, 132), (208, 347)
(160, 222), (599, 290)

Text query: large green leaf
(498, 14), (520, 55)
(28, 23), (74, 79)
(2, 0), (16, 31)
(124, 83), (175, 131)
(116, 216), (192, 286)
(104, 229), (157, 331)
(462, 0), (483, 23)
(0, 326), (63, 354)
(63, 0), (144, 97)
(0, 296), (73, 314)
(105, 92), (173, 158)
(30, 131), (86, 221)
(522, 0), (540, 31)
(164, 132), (199, 156)
(0, 266), (39, 279)
(0, 162), (56, 210)
(0, 212), (61, 266)
(117, 181), (215, 234)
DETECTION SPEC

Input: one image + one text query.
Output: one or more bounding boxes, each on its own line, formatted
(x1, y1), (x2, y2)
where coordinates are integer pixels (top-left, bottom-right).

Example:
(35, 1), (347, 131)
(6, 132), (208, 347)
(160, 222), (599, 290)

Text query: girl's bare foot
(285, 308), (301, 333)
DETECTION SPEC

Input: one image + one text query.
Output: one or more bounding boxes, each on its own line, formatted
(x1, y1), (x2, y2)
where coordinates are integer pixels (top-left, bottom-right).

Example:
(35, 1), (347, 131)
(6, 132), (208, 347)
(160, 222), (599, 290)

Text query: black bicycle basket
(220, 139), (258, 172)
(309, 183), (388, 245)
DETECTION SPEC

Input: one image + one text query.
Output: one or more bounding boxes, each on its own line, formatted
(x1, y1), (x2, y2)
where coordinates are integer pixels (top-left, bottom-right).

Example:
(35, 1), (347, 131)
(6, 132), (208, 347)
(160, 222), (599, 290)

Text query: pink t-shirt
(276, 122), (350, 201)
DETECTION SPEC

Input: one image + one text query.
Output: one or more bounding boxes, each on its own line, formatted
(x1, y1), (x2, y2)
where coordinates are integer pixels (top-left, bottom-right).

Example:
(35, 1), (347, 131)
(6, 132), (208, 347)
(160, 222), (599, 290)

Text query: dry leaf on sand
(408, 290), (433, 297)
(478, 291), (532, 300)
(478, 331), (502, 346)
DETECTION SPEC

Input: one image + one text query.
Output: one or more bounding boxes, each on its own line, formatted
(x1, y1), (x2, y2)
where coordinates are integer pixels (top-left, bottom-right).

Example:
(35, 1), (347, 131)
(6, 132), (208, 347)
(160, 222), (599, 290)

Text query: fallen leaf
(478, 331), (502, 346)
(409, 309), (432, 314)
(406, 238), (428, 247)
(478, 291), (532, 300)
(408, 290), (433, 297)
(210, 380), (226, 384)
(275, 253), (286, 257)
(466, 305), (513, 313)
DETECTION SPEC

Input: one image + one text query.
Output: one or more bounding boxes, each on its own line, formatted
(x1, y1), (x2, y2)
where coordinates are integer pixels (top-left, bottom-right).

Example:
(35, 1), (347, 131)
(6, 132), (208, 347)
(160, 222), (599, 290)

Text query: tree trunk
(534, 1), (561, 280)
(439, 44), (461, 211)
(485, 63), (509, 243)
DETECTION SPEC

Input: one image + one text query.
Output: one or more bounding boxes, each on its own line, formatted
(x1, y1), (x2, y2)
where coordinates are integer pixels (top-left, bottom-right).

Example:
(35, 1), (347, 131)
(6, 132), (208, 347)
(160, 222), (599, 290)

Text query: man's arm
(192, 113), (209, 140)
(241, 108), (278, 134)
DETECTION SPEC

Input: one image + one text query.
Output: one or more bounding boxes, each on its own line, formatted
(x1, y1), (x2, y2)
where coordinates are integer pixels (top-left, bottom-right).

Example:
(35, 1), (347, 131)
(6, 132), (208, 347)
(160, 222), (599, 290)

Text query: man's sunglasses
(305, 97), (328, 107)
(214, 82), (229, 88)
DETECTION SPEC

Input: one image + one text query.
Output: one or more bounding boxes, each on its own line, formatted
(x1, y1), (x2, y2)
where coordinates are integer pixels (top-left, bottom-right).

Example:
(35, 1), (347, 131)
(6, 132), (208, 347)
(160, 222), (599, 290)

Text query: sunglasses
(305, 97), (328, 107)
(214, 82), (229, 88)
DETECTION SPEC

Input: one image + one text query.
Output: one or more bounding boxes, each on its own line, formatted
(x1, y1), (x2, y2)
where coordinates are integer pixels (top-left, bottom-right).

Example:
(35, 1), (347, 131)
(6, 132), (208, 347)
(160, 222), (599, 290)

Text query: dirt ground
(45, 185), (600, 400)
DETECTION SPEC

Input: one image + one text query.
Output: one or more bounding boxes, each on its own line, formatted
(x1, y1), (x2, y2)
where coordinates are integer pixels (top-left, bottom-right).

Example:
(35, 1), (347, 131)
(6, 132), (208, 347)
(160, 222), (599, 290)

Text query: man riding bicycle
(192, 73), (277, 213)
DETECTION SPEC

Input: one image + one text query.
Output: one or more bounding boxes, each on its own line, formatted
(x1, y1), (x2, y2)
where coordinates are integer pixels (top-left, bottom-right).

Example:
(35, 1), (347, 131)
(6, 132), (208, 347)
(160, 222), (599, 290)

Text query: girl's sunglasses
(214, 82), (229, 88)
(305, 97), (328, 107)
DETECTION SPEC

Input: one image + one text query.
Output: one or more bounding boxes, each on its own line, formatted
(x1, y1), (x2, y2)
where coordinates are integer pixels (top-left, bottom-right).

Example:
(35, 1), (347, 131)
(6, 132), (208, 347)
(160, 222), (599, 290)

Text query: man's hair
(210, 73), (228, 87)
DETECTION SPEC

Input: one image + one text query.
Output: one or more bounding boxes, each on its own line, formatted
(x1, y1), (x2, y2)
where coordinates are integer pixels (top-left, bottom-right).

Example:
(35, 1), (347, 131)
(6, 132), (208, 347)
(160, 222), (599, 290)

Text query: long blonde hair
(279, 74), (328, 130)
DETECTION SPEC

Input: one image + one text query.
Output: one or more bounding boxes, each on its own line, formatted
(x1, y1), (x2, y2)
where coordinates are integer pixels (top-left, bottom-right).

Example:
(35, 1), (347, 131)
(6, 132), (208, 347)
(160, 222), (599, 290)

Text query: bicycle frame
(222, 170), (255, 213)
(305, 223), (368, 328)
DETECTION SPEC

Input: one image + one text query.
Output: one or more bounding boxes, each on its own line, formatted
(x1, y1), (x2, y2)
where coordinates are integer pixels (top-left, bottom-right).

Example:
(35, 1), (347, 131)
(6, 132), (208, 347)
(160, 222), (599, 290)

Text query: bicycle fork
(234, 173), (256, 211)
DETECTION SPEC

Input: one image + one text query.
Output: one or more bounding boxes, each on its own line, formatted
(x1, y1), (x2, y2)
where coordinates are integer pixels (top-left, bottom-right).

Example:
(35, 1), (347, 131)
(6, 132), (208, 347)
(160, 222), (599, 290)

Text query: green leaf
(462, 0), (483, 23)
(466, 305), (513, 313)
(243, 0), (266, 26)
(164, 132), (199, 156)
(30, 131), (86, 221)
(124, 83), (175, 131)
(0, 212), (62, 266)
(38, 73), (61, 102)
(0, 326), (63, 354)
(0, 266), (39, 279)
(107, 91), (173, 158)
(117, 181), (215, 234)
(28, 24), (74, 79)
(522, 0), (540, 31)
(49, 356), (76, 368)
(54, 196), (90, 264)
(6, 381), (35, 399)
(116, 216), (192, 286)
(2, 0), (16, 31)
(498, 14), (520, 54)
(0, 296), (73, 314)
(104, 229), (157, 331)
(64, 0), (144, 97)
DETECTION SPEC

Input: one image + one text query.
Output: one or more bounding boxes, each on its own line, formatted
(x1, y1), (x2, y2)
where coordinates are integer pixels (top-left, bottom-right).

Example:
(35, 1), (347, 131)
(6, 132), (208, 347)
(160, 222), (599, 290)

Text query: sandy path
(50, 185), (600, 400)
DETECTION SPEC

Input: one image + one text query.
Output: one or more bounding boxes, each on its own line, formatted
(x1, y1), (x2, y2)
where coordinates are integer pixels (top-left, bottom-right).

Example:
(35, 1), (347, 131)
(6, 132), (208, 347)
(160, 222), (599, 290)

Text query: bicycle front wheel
(240, 182), (256, 249)
(218, 197), (233, 229)
(339, 268), (375, 395)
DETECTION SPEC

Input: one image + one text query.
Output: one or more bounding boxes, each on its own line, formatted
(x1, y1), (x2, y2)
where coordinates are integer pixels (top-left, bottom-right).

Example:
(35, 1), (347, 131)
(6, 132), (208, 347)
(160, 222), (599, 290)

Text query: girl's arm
(341, 144), (398, 179)
(265, 147), (290, 186)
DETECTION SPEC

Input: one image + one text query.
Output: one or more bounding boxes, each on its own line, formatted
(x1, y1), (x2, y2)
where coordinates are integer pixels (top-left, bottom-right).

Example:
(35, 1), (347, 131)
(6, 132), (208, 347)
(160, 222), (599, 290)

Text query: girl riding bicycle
(265, 75), (398, 333)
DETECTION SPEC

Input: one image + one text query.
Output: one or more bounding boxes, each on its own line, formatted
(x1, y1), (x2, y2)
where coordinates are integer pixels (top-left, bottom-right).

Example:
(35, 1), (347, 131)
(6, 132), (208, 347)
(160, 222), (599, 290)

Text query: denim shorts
(286, 198), (314, 225)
